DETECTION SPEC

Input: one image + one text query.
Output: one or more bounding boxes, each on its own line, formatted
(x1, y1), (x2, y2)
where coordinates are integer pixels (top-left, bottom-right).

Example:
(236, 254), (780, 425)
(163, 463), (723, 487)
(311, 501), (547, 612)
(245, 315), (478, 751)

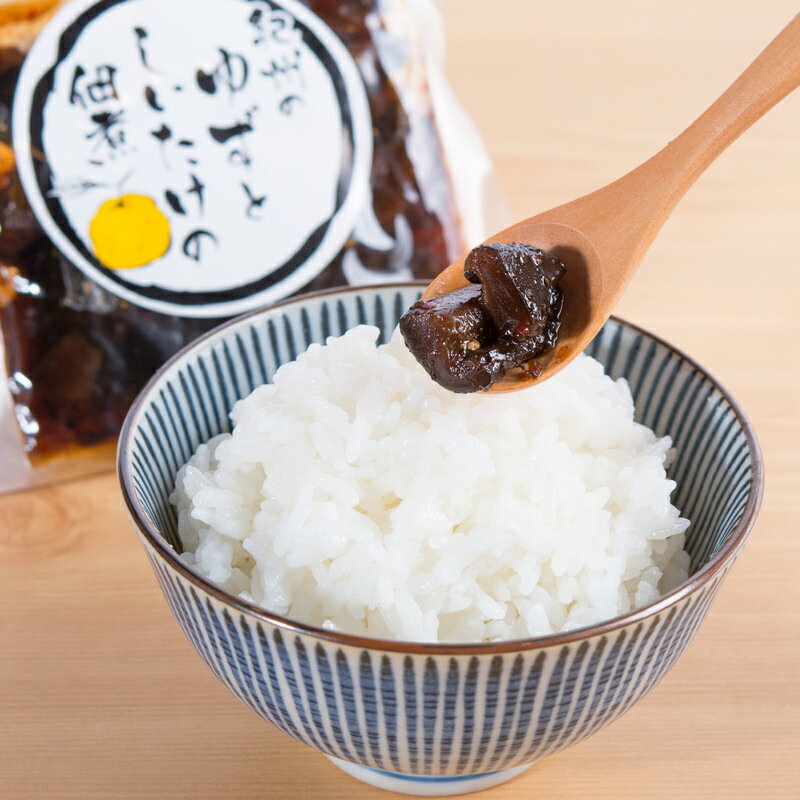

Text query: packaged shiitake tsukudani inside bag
(0, 0), (504, 492)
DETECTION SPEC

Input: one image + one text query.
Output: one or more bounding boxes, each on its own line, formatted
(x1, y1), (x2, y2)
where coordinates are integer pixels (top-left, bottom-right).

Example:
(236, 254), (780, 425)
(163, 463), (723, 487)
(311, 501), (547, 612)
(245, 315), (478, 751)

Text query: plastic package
(0, 0), (504, 492)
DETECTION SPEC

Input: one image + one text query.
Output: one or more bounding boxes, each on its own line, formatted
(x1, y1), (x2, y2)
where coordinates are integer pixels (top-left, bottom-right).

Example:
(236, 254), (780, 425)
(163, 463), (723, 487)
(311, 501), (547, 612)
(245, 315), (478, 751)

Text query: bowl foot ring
(327, 757), (533, 796)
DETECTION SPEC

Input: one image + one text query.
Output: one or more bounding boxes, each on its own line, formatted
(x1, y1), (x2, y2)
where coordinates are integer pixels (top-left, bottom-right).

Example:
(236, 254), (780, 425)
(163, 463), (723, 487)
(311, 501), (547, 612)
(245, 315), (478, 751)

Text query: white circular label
(13, 0), (372, 317)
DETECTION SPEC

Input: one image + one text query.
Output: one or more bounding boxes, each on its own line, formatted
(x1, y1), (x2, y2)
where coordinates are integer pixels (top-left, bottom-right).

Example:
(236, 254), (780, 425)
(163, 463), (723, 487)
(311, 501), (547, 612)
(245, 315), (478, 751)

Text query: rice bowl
(118, 283), (762, 794)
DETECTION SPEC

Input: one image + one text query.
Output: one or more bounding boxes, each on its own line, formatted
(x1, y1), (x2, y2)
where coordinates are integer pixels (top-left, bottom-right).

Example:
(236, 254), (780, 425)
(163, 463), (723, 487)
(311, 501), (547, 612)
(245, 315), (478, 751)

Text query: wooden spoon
(423, 13), (800, 392)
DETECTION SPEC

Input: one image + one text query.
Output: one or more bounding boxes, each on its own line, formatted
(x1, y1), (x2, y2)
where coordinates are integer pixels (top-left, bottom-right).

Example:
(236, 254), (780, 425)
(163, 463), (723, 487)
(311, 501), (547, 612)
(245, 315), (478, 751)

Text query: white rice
(172, 325), (690, 643)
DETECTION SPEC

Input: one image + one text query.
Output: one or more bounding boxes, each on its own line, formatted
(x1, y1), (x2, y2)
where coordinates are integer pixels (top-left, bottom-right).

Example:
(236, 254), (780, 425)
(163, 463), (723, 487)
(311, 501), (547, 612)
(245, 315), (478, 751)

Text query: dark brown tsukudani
(399, 243), (565, 392)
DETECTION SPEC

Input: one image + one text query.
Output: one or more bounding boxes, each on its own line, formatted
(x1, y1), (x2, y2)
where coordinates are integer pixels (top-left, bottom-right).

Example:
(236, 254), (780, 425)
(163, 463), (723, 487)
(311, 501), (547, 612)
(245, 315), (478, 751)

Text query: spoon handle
(668, 13), (800, 177)
(550, 13), (800, 275)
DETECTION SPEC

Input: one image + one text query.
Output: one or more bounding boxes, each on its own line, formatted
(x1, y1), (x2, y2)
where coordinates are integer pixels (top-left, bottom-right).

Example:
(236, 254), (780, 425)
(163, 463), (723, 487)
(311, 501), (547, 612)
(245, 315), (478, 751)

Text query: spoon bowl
(424, 221), (599, 391)
(424, 12), (800, 391)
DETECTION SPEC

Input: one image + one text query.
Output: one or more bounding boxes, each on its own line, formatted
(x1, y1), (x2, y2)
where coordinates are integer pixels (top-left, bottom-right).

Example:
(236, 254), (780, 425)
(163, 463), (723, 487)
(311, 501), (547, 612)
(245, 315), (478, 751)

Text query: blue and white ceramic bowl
(118, 283), (763, 797)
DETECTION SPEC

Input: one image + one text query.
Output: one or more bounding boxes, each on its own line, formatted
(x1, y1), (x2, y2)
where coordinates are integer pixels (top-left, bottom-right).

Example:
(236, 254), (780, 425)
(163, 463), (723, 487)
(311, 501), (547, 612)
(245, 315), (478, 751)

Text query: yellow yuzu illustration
(89, 194), (170, 269)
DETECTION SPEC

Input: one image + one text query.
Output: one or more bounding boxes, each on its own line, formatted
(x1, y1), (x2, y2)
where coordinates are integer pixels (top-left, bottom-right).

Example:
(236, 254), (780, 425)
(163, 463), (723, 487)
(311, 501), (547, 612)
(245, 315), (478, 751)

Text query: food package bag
(0, 0), (506, 492)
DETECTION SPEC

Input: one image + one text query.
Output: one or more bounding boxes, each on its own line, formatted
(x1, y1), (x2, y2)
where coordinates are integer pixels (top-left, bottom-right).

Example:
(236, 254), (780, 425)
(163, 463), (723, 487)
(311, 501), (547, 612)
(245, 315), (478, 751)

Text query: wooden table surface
(2, 2), (799, 798)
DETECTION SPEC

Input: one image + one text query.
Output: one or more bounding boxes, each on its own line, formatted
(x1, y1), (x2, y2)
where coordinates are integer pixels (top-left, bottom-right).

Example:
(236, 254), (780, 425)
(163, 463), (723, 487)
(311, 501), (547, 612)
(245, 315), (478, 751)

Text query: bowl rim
(118, 281), (764, 655)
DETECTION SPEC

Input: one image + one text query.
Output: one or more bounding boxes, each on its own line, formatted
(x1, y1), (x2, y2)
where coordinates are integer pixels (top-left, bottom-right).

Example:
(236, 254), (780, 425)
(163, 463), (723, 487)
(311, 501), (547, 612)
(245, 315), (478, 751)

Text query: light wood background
(2, 2), (799, 798)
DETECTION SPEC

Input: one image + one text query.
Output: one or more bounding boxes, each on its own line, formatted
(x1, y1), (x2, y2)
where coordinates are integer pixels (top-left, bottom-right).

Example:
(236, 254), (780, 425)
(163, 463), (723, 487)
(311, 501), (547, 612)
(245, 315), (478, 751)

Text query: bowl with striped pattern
(118, 283), (762, 796)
